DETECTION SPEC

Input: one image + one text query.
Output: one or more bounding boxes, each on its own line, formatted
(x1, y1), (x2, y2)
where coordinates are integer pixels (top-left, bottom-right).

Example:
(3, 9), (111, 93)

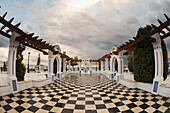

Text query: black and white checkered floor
(0, 74), (170, 113)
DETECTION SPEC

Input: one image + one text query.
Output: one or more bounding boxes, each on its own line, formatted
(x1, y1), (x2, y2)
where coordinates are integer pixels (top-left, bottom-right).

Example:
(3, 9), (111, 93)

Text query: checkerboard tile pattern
(0, 74), (170, 113)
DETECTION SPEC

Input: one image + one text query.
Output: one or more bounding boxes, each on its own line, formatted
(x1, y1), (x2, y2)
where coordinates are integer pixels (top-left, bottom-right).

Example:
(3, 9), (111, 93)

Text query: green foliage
(53, 58), (57, 74)
(127, 53), (134, 72)
(133, 25), (168, 83)
(133, 25), (154, 83)
(162, 41), (168, 80)
(16, 44), (26, 81)
(115, 59), (118, 71)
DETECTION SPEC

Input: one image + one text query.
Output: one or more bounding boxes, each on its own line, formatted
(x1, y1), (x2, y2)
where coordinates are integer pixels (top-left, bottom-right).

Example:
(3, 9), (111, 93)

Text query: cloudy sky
(0, 0), (170, 66)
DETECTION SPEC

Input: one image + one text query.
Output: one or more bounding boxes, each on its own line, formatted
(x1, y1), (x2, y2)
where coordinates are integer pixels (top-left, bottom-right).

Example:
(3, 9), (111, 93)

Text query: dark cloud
(15, 0), (170, 59)
(0, 36), (9, 47)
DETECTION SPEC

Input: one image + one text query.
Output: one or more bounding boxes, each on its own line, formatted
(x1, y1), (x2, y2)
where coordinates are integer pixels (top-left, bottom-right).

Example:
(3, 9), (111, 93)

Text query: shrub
(16, 44), (26, 81)
(133, 25), (168, 83)
(127, 53), (134, 72)
(133, 25), (155, 83)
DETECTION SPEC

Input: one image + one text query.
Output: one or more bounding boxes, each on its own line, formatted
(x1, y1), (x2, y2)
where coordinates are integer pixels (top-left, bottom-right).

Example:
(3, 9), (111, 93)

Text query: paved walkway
(0, 74), (170, 113)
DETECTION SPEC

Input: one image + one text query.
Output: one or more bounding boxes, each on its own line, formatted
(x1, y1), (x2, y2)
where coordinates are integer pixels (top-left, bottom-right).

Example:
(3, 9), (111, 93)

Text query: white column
(89, 62), (92, 74)
(48, 50), (54, 82)
(105, 58), (108, 72)
(110, 57), (113, 72)
(79, 61), (82, 74)
(57, 55), (62, 79)
(110, 56), (115, 80)
(68, 60), (71, 71)
(85, 63), (87, 73)
(101, 61), (103, 71)
(117, 51), (124, 82)
(7, 31), (19, 93)
(63, 58), (66, 72)
(151, 33), (164, 94)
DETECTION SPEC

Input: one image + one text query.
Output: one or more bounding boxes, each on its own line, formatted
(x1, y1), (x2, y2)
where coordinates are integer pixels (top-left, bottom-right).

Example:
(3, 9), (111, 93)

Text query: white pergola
(98, 14), (170, 94)
(0, 12), (72, 93)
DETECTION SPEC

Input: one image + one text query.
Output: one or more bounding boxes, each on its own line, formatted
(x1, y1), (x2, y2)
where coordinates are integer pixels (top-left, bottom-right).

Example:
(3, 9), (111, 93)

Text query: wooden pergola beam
(15, 33), (34, 41)
(0, 30), (48, 55)
(0, 30), (10, 38)
(161, 32), (170, 39)
(164, 14), (169, 20)
(2, 12), (7, 18)
(20, 41), (48, 54)
(124, 48), (134, 55)
(6, 22), (21, 33)
(0, 16), (55, 52)
(116, 17), (170, 53)
(0, 12), (74, 58)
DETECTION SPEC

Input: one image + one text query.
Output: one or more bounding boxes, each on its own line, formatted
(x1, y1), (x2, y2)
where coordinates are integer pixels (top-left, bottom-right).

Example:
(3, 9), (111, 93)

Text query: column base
(47, 73), (54, 82)
(90, 71), (92, 74)
(51, 75), (54, 82)
(152, 77), (163, 94)
(111, 73), (114, 80)
(120, 74), (124, 79)
(47, 73), (52, 78)
(57, 72), (62, 79)
(63, 71), (67, 77)
(116, 75), (120, 83)
(7, 75), (18, 93)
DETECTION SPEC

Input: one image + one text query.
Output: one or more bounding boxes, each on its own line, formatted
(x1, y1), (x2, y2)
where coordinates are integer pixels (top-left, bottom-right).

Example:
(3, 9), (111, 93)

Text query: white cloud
(0, 0), (170, 65)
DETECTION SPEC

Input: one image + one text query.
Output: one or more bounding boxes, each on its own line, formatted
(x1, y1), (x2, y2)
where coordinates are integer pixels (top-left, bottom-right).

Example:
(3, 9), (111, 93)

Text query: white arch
(110, 55), (118, 72)
(53, 54), (62, 78)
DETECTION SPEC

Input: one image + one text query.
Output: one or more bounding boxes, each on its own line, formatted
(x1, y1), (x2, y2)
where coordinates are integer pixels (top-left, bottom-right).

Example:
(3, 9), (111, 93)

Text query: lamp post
(27, 52), (30, 73)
